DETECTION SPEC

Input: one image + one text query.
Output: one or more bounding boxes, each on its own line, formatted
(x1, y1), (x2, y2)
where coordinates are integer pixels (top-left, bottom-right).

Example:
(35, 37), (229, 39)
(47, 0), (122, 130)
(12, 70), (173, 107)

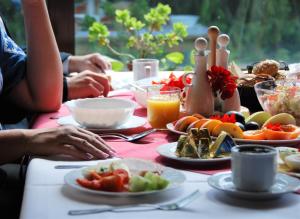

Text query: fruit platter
(167, 111), (300, 146)
(64, 158), (186, 196)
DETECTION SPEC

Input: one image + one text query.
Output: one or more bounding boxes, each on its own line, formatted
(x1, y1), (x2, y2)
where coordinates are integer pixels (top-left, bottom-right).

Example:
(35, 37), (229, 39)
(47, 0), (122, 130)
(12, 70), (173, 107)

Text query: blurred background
(2, 0), (300, 69)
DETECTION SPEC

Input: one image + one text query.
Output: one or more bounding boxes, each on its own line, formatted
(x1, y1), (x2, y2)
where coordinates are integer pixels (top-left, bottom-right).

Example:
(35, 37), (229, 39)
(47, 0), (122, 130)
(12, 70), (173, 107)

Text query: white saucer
(57, 115), (147, 132)
(208, 172), (300, 200)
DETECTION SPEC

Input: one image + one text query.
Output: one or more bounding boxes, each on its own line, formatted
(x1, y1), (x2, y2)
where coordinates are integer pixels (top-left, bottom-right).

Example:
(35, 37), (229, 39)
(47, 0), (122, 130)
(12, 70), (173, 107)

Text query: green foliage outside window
(88, 3), (188, 71)
(0, 0), (25, 46)
(152, 0), (300, 64)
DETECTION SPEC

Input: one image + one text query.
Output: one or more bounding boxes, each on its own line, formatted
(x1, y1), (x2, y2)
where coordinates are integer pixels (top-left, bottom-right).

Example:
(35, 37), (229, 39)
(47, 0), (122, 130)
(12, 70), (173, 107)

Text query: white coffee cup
(231, 145), (277, 192)
(132, 59), (159, 81)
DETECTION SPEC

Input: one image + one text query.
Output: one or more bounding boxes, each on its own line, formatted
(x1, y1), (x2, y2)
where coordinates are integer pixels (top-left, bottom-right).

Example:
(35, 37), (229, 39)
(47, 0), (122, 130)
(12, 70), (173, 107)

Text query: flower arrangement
(207, 65), (238, 100)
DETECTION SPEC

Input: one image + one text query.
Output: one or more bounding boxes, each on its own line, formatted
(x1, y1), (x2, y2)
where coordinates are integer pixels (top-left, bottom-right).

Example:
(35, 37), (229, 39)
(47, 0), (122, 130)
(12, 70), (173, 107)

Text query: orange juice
(147, 98), (180, 129)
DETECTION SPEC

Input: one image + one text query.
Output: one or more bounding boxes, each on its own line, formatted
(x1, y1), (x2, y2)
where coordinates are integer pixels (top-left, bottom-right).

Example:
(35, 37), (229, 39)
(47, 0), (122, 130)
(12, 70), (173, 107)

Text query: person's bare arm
(0, 126), (116, 165)
(9, 0), (62, 112)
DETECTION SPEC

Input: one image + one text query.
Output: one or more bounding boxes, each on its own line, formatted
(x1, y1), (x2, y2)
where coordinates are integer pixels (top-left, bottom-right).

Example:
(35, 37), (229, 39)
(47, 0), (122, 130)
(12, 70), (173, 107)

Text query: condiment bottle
(182, 37), (214, 117)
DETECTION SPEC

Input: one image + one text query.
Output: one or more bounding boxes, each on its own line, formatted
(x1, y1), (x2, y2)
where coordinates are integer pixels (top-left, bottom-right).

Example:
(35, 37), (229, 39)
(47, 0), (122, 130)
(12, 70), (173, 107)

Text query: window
(2, 1), (299, 69)
(75, 0), (300, 69)
(0, 0), (25, 46)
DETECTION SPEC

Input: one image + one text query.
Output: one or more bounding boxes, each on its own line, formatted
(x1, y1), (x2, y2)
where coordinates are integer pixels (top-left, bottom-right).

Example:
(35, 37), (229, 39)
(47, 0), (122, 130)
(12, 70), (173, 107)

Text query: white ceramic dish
(67, 98), (136, 128)
(208, 172), (300, 200)
(131, 77), (161, 108)
(64, 158), (186, 197)
(131, 85), (148, 108)
(285, 154), (300, 171)
(166, 122), (300, 146)
(57, 115), (146, 133)
(156, 142), (230, 164)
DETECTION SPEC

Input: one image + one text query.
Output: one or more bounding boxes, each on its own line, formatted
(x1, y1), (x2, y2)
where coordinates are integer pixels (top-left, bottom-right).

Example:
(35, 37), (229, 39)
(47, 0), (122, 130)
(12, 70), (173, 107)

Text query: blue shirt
(0, 16), (27, 129)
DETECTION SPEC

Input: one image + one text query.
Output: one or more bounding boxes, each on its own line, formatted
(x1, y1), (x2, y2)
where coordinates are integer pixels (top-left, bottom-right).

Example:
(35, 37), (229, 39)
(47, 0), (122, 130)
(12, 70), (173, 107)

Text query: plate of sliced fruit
(157, 128), (234, 164)
(167, 111), (300, 146)
(64, 158), (186, 197)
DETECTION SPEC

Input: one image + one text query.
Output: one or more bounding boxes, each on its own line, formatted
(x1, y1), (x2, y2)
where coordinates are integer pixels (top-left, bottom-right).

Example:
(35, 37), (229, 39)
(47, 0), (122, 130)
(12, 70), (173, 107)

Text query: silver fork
(68, 190), (200, 215)
(99, 129), (156, 142)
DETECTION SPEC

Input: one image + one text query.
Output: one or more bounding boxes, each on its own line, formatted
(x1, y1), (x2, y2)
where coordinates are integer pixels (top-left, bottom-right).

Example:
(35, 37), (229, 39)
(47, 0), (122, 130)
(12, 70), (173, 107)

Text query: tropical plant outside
(88, 3), (188, 70)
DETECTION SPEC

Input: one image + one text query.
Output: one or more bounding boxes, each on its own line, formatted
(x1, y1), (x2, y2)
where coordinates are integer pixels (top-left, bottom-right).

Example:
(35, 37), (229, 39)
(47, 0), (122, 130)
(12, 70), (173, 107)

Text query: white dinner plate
(156, 142), (230, 164)
(208, 172), (300, 200)
(64, 158), (186, 197)
(57, 115), (146, 133)
(166, 122), (300, 146)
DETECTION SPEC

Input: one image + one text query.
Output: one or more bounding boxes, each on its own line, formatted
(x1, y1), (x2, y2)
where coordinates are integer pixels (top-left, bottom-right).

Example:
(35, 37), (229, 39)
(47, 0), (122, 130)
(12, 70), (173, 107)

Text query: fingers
(74, 129), (116, 157)
(77, 127), (116, 153)
(91, 53), (111, 71)
(66, 135), (110, 159)
(84, 72), (110, 97)
(60, 126), (114, 159)
(86, 64), (103, 74)
(87, 80), (104, 97)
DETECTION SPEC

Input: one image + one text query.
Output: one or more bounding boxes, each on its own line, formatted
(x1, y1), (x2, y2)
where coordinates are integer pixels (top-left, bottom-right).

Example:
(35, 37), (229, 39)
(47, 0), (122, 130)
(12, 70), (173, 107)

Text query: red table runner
(32, 91), (230, 175)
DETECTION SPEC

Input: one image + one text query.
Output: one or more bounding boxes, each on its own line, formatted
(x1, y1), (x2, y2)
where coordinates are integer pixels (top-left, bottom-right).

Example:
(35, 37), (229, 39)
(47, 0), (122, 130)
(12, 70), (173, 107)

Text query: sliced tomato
(243, 130), (266, 140)
(264, 125), (299, 140)
(76, 178), (102, 190)
(98, 171), (114, 177)
(89, 171), (102, 180)
(113, 169), (129, 184)
(100, 175), (124, 192)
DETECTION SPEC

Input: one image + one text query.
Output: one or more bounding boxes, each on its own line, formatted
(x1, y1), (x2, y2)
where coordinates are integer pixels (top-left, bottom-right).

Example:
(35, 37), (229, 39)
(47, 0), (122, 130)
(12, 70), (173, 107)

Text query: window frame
(47, 0), (75, 54)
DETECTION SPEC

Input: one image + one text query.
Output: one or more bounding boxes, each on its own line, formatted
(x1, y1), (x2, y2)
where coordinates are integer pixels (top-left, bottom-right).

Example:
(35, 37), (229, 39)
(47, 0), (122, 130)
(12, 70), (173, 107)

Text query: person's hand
(67, 70), (111, 100)
(68, 53), (112, 73)
(25, 126), (116, 160)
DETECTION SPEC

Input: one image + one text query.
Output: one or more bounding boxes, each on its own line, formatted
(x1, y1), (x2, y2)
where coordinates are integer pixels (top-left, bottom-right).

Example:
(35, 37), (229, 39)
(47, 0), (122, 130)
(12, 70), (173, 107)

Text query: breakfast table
(19, 71), (300, 219)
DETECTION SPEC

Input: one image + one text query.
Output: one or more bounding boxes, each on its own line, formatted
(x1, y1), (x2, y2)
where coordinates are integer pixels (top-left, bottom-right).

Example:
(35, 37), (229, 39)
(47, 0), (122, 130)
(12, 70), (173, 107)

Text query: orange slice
(212, 122), (244, 139)
(200, 119), (222, 135)
(186, 118), (210, 132)
(264, 125), (300, 140)
(174, 116), (199, 132)
(243, 130), (266, 140)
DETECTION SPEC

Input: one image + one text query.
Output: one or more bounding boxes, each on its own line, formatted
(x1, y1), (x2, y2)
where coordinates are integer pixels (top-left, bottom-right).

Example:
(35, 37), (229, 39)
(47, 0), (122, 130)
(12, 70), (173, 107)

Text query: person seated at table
(0, 18), (113, 126)
(1, 19), (112, 101)
(0, 0), (115, 163)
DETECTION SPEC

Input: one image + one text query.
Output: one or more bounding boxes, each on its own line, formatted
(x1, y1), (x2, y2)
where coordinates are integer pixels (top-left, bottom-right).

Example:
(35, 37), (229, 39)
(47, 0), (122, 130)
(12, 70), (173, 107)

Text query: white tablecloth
(19, 158), (300, 219)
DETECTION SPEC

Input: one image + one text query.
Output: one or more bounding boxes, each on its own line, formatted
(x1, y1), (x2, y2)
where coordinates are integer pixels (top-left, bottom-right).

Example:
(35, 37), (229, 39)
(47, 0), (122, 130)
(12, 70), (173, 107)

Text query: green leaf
(165, 52), (184, 64)
(111, 60), (124, 71)
(88, 22), (109, 45)
(183, 65), (194, 72)
(115, 9), (130, 24)
(173, 22), (188, 38)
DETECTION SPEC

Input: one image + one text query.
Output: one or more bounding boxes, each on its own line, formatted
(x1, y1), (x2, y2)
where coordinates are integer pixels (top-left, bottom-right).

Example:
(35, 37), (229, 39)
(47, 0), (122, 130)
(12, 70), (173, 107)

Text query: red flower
(266, 123), (283, 131)
(152, 72), (191, 91)
(210, 114), (236, 123)
(207, 66), (237, 100)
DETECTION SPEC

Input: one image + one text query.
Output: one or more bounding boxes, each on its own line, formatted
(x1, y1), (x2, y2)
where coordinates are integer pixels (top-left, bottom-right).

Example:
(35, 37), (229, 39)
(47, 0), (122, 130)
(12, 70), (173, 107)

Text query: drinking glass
(133, 59), (159, 81)
(147, 86), (181, 129)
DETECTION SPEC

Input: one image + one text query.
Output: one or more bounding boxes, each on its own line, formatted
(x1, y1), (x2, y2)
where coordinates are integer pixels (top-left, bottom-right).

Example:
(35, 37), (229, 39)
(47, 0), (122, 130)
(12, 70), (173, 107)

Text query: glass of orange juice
(147, 86), (181, 129)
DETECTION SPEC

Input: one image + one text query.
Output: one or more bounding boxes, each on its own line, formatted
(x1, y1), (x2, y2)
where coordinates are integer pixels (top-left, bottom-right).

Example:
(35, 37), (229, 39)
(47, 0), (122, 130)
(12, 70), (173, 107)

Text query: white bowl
(67, 98), (135, 128)
(131, 77), (161, 108)
(132, 85), (148, 108)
